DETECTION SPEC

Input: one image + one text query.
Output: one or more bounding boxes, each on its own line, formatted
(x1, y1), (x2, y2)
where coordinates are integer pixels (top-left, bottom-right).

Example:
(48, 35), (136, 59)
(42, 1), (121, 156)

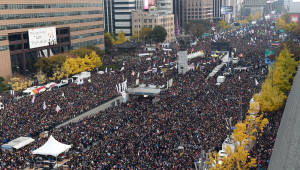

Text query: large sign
(290, 14), (299, 24)
(28, 27), (57, 49)
(144, 0), (156, 10)
(221, 6), (233, 15)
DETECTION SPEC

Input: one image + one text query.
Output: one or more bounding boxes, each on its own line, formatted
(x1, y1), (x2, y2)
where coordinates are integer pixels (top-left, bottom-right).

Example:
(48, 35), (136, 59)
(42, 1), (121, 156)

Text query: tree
(218, 20), (231, 31)
(70, 48), (94, 58)
(130, 30), (139, 42)
(151, 26), (167, 43)
(272, 47), (298, 92)
(34, 54), (66, 76)
(254, 78), (287, 112)
(104, 32), (115, 49)
(114, 31), (128, 45)
(140, 27), (152, 41)
(187, 23), (205, 38)
(0, 77), (8, 93)
(35, 71), (47, 85)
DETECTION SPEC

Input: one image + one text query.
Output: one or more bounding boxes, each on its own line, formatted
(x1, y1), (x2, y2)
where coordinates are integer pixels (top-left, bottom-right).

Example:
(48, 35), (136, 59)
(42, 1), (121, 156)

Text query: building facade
(156, 0), (173, 14)
(114, 0), (136, 36)
(0, 0), (104, 80)
(183, 0), (213, 23)
(242, 0), (266, 16)
(104, 0), (114, 33)
(132, 10), (175, 42)
(213, 0), (223, 19)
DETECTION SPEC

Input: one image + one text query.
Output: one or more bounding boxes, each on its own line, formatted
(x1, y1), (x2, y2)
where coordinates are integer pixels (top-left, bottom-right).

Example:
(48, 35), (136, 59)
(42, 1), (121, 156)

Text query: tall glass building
(0, 0), (104, 80)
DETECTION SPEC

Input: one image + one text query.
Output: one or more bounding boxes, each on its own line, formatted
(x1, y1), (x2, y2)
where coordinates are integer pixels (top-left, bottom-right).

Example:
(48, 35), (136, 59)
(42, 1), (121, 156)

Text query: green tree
(140, 27), (152, 41)
(151, 26), (167, 43)
(114, 31), (128, 45)
(70, 48), (94, 58)
(130, 29), (139, 42)
(34, 55), (66, 76)
(0, 77), (8, 93)
(104, 32), (115, 49)
(218, 20), (231, 31)
(187, 23), (205, 38)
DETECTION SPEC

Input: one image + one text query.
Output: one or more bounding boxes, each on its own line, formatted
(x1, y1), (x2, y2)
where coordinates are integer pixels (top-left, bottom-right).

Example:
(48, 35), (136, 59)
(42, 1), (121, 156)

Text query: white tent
(1, 137), (34, 150)
(32, 135), (71, 157)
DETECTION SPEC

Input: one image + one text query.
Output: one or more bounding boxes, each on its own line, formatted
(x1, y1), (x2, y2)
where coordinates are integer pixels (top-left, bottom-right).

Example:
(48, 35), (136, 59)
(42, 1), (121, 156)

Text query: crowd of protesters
(0, 21), (288, 169)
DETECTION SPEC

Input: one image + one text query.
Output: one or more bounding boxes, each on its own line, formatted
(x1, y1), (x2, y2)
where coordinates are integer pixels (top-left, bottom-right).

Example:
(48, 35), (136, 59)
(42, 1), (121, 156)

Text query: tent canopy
(1, 137), (34, 150)
(32, 135), (71, 157)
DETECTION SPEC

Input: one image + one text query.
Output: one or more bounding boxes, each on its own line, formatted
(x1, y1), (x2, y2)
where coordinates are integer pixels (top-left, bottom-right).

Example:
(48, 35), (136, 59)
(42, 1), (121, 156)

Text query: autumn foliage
(207, 46), (298, 169)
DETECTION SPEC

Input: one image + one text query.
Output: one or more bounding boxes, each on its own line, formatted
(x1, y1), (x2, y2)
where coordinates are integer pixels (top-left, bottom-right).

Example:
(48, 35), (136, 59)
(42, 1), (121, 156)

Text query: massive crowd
(0, 21), (287, 169)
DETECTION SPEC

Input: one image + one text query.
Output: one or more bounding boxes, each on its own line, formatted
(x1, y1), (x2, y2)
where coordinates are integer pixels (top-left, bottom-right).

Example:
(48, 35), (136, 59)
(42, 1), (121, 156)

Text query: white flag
(43, 101), (47, 110)
(55, 105), (61, 113)
(255, 78), (259, 86)
(120, 66), (125, 71)
(62, 92), (65, 97)
(137, 72), (140, 78)
(116, 85), (119, 93)
(105, 67), (108, 73)
(32, 95), (36, 104)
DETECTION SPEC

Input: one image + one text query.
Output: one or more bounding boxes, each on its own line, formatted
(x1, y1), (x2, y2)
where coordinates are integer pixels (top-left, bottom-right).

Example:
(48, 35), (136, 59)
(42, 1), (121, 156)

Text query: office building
(132, 10), (175, 42)
(242, 0), (267, 16)
(0, 0), (104, 80)
(213, 0), (223, 19)
(156, 0), (173, 14)
(183, 0), (213, 22)
(104, 0), (114, 33)
(114, 0), (136, 36)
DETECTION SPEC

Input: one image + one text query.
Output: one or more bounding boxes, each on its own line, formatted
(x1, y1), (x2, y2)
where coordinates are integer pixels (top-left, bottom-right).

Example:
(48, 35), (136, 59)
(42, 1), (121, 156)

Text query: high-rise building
(242, 0), (267, 16)
(104, 0), (114, 33)
(114, 0), (136, 36)
(173, 0), (184, 33)
(213, 0), (223, 19)
(156, 0), (173, 14)
(183, 0), (213, 23)
(0, 0), (104, 80)
(132, 10), (175, 42)
(173, 0), (213, 33)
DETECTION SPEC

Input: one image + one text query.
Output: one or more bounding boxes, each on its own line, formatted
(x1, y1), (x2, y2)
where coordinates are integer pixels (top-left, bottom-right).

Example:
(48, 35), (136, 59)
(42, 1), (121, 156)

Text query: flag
(43, 101), (46, 110)
(105, 67), (108, 73)
(62, 92), (65, 98)
(120, 66), (125, 71)
(32, 95), (36, 104)
(163, 57), (166, 63)
(255, 78), (259, 86)
(137, 72), (140, 78)
(55, 105), (61, 113)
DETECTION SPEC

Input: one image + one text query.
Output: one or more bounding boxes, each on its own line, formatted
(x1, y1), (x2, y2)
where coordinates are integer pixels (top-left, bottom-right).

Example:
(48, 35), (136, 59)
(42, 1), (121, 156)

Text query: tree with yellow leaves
(9, 77), (33, 91)
(114, 31), (128, 45)
(254, 78), (287, 112)
(35, 70), (47, 85)
(272, 46), (298, 92)
(218, 20), (231, 31)
(207, 143), (256, 170)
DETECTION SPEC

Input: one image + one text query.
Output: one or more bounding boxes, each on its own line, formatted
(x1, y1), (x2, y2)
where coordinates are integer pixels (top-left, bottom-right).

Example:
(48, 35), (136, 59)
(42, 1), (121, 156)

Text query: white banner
(28, 27), (57, 49)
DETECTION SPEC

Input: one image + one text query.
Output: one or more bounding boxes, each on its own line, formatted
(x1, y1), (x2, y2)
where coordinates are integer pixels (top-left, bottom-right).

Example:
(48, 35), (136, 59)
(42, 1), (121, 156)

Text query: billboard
(28, 27), (57, 49)
(290, 14), (299, 24)
(144, 0), (156, 10)
(221, 6), (233, 15)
